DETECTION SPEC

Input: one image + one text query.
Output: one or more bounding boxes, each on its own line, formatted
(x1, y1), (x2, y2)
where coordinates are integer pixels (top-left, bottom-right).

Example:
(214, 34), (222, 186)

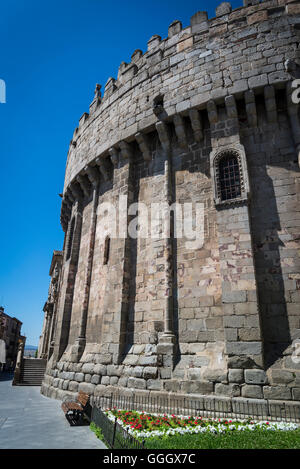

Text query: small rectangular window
(103, 237), (110, 265)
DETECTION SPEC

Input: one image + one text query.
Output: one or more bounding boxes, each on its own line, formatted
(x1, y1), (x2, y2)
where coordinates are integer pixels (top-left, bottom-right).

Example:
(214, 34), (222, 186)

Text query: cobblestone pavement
(0, 373), (106, 449)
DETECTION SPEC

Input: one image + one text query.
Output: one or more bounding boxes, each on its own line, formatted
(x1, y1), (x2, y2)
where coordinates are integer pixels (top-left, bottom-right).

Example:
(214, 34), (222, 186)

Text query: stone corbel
(245, 90), (258, 128)
(61, 202), (70, 221)
(96, 157), (110, 182)
(64, 196), (73, 211)
(189, 109), (203, 142)
(61, 199), (68, 213)
(119, 141), (133, 161)
(173, 114), (188, 150)
(109, 147), (119, 168)
(207, 100), (219, 125)
(135, 132), (152, 162)
(66, 189), (75, 204)
(85, 165), (100, 188)
(156, 121), (171, 154)
(264, 86), (278, 124)
(69, 182), (84, 202)
(225, 95), (238, 119)
(77, 174), (91, 198)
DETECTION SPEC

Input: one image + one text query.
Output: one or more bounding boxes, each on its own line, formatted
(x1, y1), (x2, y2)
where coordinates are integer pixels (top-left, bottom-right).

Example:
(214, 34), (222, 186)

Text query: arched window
(103, 236), (110, 265)
(66, 217), (75, 261)
(218, 153), (242, 202)
(210, 145), (249, 207)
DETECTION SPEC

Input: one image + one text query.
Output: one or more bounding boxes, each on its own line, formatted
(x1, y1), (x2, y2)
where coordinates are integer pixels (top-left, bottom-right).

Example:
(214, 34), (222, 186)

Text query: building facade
(38, 251), (63, 360)
(41, 1), (300, 405)
(0, 307), (25, 370)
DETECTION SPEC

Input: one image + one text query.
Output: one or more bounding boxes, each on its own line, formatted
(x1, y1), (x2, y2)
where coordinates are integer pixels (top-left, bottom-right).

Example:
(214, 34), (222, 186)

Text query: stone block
(263, 386), (292, 401)
(203, 369), (228, 383)
(292, 388), (300, 401)
(145, 344), (157, 356)
(78, 383), (95, 394)
(223, 291), (247, 304)
(93, 364), (107, 376)
(138, 356), (158, 366)
(94, 385), (106, 397)
(242, 385), (263, 399)
(107, 365), (123, 377)
(143, 367), (158, 379)
(224, 316), (246, 328)
(131, 366), (143, 378)
(118, 377), (128, 387)
(164, 380), (181, 393)
(226, 342), (262, 356)
(123, 355), (139, 366)
(245, 369), (268, 385)
(68, 381), (79, 392)
(271, 370), (295, 385)
(128, 377), (147, 390)
(216, 2), (232, 17)
(181, 381), (214, 395)
(168, 20), (182, 38)
(75, 373), (84, 383)
(101, 376), (110, 385)
(187, 368), (202, 380)
(82, 363), (95, 374)
(228, 369), (244, 384)
(91, 374), (101, 385)
(248, 74), (268, 89)
(190, 11), (208, 26)
(160, 368), (172, 379)
(228, 356), (260, 369)
(215, 383), (240, 397)
(110, 377), (119, 385)
(96, 354), (112, 365)
(147, 379), (162, 391)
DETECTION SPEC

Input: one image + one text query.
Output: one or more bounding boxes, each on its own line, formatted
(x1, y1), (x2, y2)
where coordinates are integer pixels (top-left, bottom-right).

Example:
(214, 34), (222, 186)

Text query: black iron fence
(91, 406), (145, 449)
(91, 393), (300, 424)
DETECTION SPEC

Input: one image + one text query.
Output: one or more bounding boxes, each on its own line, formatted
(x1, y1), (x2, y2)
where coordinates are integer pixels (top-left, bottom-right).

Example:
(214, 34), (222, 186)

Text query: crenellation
(147, 35), (161, 51)
(168, 20), (182, 38)
(131, 49), (143, 63)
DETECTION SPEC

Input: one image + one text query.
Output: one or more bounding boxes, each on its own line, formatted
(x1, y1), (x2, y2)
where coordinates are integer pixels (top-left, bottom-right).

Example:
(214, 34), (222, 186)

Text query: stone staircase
(18, 358), (46, 386)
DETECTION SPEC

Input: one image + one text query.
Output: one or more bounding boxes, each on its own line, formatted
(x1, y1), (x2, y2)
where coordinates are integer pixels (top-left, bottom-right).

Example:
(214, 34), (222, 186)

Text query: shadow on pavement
(0, 372), (14, 382)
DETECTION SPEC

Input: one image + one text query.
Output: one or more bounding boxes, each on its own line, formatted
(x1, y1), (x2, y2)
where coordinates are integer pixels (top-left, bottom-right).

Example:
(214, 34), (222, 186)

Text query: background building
(0, 306), (25, 371)
(38, 251), (63, 360)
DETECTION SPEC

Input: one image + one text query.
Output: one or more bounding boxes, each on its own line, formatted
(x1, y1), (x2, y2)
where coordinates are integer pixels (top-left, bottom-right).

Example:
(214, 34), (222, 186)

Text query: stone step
(18, 359), (46, 385)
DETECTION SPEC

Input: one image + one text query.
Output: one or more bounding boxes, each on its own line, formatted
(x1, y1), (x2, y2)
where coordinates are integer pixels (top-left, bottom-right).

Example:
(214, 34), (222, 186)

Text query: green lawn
(144, 430), (300, 450)
(91, 421), (300, 449)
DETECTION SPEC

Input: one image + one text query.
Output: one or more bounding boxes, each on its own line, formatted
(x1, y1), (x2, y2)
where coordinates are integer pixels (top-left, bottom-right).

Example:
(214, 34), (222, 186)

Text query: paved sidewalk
(0, 373), (106, 449)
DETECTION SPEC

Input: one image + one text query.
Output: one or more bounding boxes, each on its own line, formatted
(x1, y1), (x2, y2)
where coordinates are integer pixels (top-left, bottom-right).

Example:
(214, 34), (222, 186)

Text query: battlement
(76, 0), (298, 118)
(61, 0), (300, 230)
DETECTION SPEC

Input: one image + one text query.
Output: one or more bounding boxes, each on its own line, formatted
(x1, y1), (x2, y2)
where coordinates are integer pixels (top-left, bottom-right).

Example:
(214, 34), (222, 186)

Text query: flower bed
(105, 409), (299, 440)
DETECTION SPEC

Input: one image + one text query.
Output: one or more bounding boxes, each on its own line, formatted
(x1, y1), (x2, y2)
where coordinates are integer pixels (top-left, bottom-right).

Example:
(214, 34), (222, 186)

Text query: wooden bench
(61, 391), (91, 426)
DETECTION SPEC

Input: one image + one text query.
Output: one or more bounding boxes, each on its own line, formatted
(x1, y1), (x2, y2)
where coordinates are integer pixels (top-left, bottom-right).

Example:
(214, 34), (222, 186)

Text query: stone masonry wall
(42, 1), (300, 407)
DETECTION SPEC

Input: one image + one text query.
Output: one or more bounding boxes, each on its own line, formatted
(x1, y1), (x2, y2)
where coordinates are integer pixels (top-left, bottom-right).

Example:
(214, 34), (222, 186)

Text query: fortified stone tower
(41, 0), (300, 407)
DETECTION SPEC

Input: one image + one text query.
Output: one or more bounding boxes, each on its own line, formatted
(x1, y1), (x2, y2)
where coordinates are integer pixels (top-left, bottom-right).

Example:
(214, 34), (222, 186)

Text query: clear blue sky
(0, 0), (242, 346)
